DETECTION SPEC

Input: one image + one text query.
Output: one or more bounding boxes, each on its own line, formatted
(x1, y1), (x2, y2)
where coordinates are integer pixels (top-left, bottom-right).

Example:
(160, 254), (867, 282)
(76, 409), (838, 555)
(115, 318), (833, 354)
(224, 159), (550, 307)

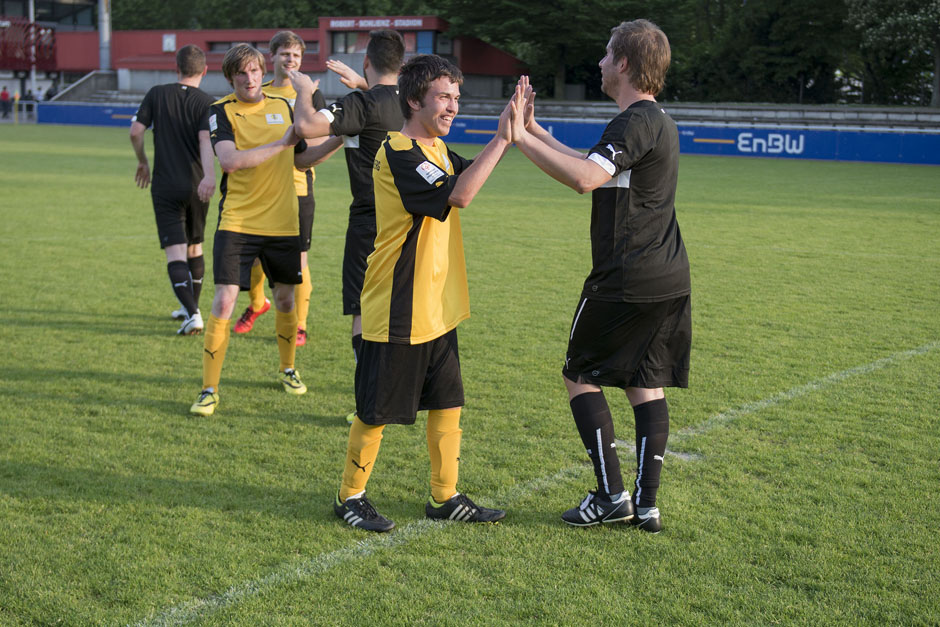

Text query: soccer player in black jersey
(288, 30), (406, 422)
(510, 20), (691, 533)
(130, 44), (215, 336)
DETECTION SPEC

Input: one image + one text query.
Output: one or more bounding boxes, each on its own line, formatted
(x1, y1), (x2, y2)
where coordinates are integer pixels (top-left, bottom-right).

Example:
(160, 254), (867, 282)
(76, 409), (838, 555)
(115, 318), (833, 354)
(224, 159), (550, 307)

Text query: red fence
(0, 17), (56, 71)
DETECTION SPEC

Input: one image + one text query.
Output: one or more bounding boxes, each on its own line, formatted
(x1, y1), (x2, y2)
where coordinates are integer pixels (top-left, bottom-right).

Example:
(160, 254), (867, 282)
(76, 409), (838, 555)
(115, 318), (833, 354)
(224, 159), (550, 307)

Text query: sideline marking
(134, 341), (938, 625)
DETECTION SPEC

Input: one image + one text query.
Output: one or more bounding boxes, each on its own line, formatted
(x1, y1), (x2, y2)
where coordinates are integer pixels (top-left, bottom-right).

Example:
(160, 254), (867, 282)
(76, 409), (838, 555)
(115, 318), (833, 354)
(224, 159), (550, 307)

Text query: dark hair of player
(269, 31), (305, 55)
(397, 54), (463, 120)
(176, 44), (206, 78)
(366, 29), (405, 76)
(221, 44), (266, 84)
(609, 19), (671, 96)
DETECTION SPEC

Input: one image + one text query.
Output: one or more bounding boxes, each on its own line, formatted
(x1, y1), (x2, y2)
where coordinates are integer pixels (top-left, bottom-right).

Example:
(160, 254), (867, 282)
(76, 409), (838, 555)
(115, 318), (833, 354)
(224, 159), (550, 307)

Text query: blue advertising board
(37, 102), (138, 127)
(448, 116), (940, 166)
(35, 103), (940, 166)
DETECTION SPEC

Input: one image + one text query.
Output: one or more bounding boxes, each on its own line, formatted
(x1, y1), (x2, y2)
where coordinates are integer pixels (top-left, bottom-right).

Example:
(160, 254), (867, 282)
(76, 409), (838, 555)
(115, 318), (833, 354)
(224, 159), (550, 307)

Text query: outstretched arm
(288, 70), (332, 139)
(447, 102), (513, 208)
(510, 83), (610, 194)
(129, 121), (150, 188)
(515, 75), (584, 159)
(295, 135), (344, 169)
(214, 125), (299, 174)
(327, 59), (368, 90)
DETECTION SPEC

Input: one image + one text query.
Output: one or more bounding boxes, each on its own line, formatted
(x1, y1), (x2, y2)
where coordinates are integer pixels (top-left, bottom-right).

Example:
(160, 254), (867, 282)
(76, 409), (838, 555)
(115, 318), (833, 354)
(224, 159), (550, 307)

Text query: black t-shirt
(134, 83), (213, 193)
(582, 100), (690, 302)
(323, 84), (404, 221)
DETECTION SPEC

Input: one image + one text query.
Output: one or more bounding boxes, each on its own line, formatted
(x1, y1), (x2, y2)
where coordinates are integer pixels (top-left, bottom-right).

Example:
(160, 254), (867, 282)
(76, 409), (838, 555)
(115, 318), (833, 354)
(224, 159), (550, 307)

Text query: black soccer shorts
(213, 230), (302, 290)
(563, 295), (691, 389)
(152, 188), (208, 248)
(342, 218), (377, 316)
(298, 193), (315, 252)
(355, 329), (465, 425)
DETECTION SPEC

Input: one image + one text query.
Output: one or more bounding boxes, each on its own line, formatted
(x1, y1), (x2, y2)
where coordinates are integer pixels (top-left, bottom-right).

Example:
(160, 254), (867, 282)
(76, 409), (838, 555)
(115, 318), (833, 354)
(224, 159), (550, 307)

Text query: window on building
(331, 31), (370, 54)
(416, 31), (433, 54)
(2, 0), (27, 17)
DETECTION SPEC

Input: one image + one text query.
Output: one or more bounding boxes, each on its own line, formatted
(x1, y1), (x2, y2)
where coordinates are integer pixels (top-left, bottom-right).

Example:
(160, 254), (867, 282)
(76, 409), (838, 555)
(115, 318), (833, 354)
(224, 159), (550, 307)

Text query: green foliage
(1, 124), (939, 624)
(108, 0), (937, 105)
(844, 0), (940, 105)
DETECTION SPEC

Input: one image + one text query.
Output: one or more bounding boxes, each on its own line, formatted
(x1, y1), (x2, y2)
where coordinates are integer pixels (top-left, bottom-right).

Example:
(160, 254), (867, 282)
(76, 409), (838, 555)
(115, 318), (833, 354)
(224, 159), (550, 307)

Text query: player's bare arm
(295, 135), (344, 169)
(214, 125), (300, 174)
(510, 84), (610, 194)
(515, 75), (584, 159)
(326, 59), (368, 90)
(287, 71), (331, 139)
(447, 102), (512, 208)
(129, 120), (151, 188)
(196, 130), (215, 202)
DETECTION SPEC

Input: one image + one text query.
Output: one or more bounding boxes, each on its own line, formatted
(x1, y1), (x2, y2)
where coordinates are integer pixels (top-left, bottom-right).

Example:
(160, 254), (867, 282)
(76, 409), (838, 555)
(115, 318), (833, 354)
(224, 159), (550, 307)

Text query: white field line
(134, 465), (585, 627)
(670, 340), (940, 445)
(134, 341), (938, 626)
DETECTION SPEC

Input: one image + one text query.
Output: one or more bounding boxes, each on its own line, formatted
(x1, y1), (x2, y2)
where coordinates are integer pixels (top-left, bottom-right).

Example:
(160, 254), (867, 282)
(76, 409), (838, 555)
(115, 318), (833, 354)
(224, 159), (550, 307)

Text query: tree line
(111, 0), (939, 106)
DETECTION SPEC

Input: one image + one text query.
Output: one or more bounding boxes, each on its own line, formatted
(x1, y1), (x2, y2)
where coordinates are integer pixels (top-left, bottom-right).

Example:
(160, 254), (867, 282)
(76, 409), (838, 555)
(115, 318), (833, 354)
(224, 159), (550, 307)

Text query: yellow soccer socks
(427, 407), (462, 504)
(340, 417), (385, 500)
(202, 315), (231, 391)
(274, 306), (298, 373)
(295, 265), (312, 334)
(248, 261), (267, 312)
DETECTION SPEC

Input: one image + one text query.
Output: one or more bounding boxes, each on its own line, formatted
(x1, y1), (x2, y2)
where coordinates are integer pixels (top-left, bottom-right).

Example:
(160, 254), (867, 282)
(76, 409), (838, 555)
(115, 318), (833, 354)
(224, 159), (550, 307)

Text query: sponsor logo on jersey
(330, 104), (342, 113)
(266, 113), (285, 125)
(208, 114), (217, 132)
(416, 160), (446, 184)
(606, 143), (623, 159)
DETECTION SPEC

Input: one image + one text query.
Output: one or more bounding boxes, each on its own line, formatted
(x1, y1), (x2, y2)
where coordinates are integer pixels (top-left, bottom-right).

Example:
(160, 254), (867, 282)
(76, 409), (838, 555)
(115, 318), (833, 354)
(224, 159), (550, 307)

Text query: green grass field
(1, 123), (938, 625)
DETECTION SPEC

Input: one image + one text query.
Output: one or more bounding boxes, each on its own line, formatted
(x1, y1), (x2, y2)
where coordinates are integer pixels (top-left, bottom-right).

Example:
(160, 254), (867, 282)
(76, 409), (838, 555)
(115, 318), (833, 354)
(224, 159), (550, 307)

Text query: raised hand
(509, 83), (528, 144)
(326, 59), (368, 90)
(288, 70), (319, 95)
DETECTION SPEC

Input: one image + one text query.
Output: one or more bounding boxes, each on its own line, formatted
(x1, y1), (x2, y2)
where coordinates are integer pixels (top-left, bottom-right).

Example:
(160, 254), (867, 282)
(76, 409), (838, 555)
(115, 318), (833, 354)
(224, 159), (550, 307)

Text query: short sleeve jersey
(262, 80), (327, 196)
(208, 93), (303, 236)
(361, 131), (473, 345)
(583, 100), (690, 302)
(319, 84), (404, 221)
(133, 83), (213, 193)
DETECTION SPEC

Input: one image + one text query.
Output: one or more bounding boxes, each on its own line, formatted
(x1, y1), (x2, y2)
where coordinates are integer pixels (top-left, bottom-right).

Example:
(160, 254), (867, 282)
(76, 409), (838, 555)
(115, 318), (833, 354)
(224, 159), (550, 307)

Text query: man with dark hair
(233, 31), (342, 349)
(190, 44), (330, 416)
(130, 44), (215, 335)
(289, 30), (406, 422)
(509, 19), (690, 533)
(328, 54), (512, 532)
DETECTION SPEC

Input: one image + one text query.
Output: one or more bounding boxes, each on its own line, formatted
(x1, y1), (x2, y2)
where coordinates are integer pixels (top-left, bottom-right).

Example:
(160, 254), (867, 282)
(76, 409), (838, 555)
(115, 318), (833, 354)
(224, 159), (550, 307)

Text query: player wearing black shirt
(511, 20), (690, 533)
(289, 30), (406, 419)
(130, 44), (215, 336)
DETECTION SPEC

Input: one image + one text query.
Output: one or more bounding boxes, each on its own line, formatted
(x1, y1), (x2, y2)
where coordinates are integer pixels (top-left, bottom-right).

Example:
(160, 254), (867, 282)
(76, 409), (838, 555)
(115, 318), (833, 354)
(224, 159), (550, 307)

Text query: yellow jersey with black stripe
(361, 131), (473, 344)
(208, 93), (299, 236)
(262, 81), (327, 197)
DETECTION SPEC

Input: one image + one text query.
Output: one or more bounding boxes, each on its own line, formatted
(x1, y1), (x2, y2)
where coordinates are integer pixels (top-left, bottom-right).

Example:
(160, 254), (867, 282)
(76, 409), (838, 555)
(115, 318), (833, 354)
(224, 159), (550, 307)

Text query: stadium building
(1, 7), (524, 101)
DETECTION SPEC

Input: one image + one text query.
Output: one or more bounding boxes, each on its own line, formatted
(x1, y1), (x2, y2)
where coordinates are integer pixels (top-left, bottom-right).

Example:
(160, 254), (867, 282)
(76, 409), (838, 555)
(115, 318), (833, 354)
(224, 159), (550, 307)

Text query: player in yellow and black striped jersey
(288, 30), (405, 425)
(189, 44), (330, 417)
(330, 55), (514, 532)
(233, 31), (342, 348)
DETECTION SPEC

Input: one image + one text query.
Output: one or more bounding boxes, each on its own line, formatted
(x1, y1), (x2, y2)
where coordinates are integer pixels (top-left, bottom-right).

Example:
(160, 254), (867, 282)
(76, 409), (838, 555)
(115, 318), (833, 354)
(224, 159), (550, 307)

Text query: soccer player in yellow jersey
(235, 31), (342, 347)
(190, 44), (332, 417)
(332, 55), (512, 531)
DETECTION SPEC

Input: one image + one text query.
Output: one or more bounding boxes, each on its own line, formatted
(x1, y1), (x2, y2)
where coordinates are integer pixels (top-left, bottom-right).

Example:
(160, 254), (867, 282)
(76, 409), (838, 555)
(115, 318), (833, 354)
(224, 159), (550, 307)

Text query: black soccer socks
(632, 398), (670, 508)
(167, 260), (197, 316)
(187, 255), (205, 306)
(570, 391), (625, 498)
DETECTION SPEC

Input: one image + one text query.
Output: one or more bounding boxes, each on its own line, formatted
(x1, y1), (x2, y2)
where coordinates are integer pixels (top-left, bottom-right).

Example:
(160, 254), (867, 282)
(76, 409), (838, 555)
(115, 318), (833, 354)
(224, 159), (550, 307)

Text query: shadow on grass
(0, 459), (337, 522)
